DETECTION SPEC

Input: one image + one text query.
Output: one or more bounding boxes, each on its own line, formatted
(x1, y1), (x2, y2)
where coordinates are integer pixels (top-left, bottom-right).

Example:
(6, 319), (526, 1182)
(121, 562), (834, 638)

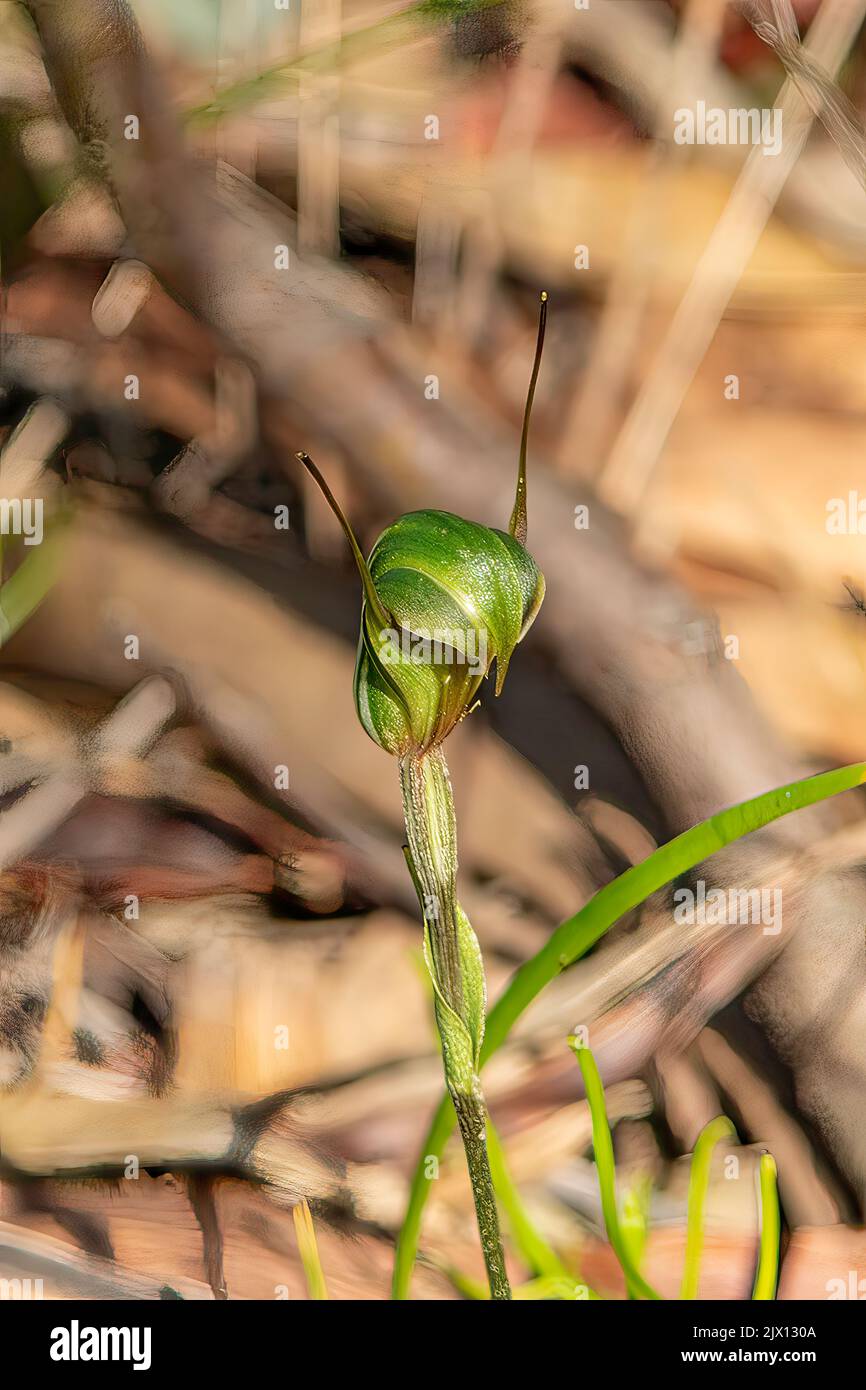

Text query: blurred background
(3, 0), (866, 1300)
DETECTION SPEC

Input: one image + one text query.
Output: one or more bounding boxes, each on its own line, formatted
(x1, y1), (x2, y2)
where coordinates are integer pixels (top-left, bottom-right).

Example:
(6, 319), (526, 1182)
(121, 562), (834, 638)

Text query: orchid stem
(400, 746), (510, 1300)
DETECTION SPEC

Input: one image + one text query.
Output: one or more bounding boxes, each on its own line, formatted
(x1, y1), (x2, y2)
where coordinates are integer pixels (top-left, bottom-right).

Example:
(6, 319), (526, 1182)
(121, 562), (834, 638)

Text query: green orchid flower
(354, 509), (545, 756)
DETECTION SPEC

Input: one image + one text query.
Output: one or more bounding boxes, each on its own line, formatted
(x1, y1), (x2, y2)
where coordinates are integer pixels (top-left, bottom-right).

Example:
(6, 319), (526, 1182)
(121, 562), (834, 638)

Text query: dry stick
(743, 0), (866, 184)
(151, 359), (257, 520)
(597, 0), (866, 515)
(187, 1172), (229, 1300)
(0, 676), (178, 872)
(555, 0), (730, 479)
(91, 259), (155, 340)
(0, 1220), (212, 1300)
(24, 1), (207, 302)
(0, 398), (69, 502)
(767, 0), (802, 42)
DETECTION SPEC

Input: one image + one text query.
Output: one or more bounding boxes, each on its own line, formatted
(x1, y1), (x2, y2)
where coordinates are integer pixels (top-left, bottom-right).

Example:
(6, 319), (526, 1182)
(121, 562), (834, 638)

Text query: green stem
(392, 759), (866, 1298)
(399, 747), (510, 1301)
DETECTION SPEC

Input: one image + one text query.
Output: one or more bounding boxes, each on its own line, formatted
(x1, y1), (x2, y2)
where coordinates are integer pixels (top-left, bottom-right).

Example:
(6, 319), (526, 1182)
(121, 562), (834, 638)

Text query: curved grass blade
(570, 1041), (662, 1300)
(392, 761), (866, 1297)
(486, 1120), (580, 1285)
(752, 1153), (780, 1301)
(393, 1092), (454, 1297)
(681, 1116), (738, 1300)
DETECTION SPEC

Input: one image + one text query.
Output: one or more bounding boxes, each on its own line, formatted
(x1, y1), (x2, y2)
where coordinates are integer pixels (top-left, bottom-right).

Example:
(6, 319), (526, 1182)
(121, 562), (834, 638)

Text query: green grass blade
(619, 1173), (653, 1278)
(392, 1093), (455, 1298)
(392, 761), (866, 1298)
(486, 1120), (572, 1282)
(752, 1153), (780, 1301)
(571, 1041), (662, 1300)
(680, 1116), (738, 1300)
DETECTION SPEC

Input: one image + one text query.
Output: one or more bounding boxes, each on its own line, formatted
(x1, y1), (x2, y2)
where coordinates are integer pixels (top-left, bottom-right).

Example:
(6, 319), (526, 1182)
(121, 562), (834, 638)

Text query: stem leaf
(421, 923), (477, 1094)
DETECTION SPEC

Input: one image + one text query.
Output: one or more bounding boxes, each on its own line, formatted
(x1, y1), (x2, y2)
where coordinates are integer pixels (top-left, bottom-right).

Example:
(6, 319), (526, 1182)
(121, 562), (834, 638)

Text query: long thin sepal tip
(293, 450), (391, 631)
(509, 291), (548, 547)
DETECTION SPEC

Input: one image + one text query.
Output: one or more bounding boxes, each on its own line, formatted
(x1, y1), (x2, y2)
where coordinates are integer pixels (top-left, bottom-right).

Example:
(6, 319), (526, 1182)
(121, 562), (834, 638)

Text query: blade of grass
(752, 1153), (780, 1301)
(392, 761), (866, 1297)
(570, 1041), (662, 1300)
(680, 1116), (738, 1300)
(486, 1120), (582, 1284)
(293, 1199), (329, 1301)
(619, 1173), (653, 1280)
